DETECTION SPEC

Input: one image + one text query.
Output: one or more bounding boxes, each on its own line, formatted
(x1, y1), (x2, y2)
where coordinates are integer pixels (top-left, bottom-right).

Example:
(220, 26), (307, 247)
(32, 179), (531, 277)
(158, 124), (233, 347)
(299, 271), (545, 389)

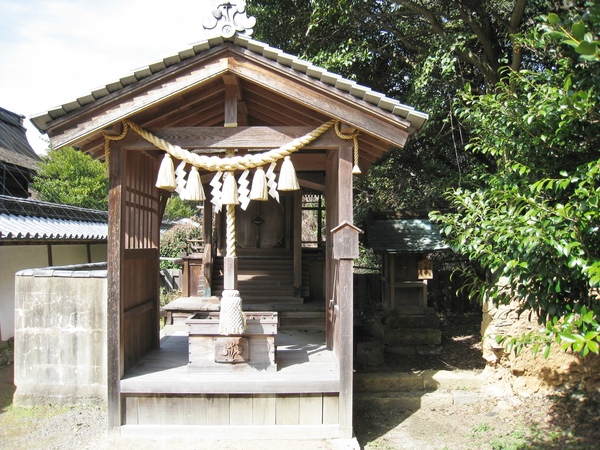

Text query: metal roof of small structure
(0, 107), (41, 171)
(0, 194), (108, 243)
(367, 216), (448, 254)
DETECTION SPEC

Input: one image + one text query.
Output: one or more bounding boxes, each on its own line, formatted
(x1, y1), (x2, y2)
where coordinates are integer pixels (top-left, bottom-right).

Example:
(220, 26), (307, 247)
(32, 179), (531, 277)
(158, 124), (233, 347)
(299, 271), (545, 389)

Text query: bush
(160, 223), (202, 269)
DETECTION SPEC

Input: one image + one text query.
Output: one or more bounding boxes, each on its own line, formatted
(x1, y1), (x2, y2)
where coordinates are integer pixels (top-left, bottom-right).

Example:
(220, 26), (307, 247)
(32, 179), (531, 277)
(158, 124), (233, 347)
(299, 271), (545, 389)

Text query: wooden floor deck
(120, 327), (339, 395)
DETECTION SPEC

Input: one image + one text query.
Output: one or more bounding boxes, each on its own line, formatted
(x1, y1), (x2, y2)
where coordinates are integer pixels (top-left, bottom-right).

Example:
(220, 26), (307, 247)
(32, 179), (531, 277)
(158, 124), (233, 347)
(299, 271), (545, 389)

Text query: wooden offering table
(186, 311), (278, 372)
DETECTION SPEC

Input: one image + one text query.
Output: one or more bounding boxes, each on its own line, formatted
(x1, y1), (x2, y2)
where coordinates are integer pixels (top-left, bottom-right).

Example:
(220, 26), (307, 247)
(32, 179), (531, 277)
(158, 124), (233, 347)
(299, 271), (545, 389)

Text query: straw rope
(333, 121), (361, 171)
(124, 119), (336, 172)
(226, 204), (236, 257)
(103, 121), (132, 173)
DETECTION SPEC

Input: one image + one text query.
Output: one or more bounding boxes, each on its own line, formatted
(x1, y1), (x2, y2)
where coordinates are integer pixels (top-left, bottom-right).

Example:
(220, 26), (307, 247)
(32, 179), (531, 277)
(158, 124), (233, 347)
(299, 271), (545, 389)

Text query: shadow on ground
(524, 389), (600, 449)
(352, 312), (600, 449)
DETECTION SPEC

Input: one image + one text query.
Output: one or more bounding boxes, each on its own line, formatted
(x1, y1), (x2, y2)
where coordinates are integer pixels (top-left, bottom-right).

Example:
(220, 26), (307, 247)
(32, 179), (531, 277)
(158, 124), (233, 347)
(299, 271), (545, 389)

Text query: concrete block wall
(13, 264), (108, 406)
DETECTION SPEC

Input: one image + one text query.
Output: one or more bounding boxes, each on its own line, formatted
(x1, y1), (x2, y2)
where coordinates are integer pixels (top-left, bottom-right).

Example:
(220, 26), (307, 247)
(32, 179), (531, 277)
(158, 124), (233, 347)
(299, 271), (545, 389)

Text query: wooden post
(203, 195), (213, 297)
(325, 149), (337, 349)
(107, 146), (125, 433)
(293, 190), (302, 297)
(390, 255), (395, 309)
(335, 145), (354, 439)
(338, 258), (354, 438)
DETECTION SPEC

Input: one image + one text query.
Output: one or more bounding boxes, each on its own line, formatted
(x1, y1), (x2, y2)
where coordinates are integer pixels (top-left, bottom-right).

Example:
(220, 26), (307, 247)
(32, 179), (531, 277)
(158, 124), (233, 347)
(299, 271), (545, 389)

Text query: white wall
(0, 243), (107, 341)
(0, 246), (49, 341)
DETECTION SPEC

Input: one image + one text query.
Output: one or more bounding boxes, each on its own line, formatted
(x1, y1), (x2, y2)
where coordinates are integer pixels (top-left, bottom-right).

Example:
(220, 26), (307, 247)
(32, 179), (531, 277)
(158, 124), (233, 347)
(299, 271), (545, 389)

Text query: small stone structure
(13, 263), (107, 406)
(481, 300), (600, 395)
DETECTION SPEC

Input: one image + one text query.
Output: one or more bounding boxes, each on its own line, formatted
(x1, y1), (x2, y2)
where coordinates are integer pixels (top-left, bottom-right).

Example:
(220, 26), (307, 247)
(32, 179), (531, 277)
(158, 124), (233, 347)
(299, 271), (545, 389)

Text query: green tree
(163, 195), (199, 222)
(432, 4), (600, 355)
(250, 0), (552, 220)
(32, 146), (108, 210)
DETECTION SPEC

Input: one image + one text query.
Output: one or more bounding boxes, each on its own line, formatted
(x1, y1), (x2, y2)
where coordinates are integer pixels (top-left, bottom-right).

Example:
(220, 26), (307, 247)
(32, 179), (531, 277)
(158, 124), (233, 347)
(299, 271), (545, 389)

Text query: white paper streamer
(210, 171), (223, 210)
(266, 162), (279, 202)
(174, 161), (187, 195)
(238, 169), (250, 210)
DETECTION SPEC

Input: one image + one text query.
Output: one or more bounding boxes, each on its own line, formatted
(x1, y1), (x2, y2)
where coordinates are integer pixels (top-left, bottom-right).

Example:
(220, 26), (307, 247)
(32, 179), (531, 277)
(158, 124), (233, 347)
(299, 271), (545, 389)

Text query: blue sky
(0, 0), (214, 153)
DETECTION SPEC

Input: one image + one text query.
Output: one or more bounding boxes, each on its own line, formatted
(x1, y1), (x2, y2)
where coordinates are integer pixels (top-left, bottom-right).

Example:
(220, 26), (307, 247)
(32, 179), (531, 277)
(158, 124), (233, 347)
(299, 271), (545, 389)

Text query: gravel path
(3, 313), (600, 449)
(3, 361), (600, 450)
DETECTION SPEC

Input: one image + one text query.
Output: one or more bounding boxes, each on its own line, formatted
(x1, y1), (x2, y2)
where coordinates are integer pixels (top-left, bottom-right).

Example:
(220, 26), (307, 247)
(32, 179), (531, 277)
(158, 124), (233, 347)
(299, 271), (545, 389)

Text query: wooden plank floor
(121, 327), (339, 395)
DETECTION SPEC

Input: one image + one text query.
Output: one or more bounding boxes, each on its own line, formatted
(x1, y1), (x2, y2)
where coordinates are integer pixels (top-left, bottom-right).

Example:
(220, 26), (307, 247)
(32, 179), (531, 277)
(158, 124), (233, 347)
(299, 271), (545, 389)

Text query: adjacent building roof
(367, 217), (448, 254)
(0, 107), (41, 171)
(0, 194), (108, 243)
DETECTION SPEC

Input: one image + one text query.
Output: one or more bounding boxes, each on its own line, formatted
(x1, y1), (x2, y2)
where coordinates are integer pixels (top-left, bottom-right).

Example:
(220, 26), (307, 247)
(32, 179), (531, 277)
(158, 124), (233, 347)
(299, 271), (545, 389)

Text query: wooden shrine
(31, 2), (427, 441)
(367, 213), (448, 315)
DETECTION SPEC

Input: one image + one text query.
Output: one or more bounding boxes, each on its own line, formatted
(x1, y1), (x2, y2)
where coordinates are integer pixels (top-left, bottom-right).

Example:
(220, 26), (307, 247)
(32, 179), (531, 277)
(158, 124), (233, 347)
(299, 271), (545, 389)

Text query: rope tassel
(182, 166), (205, 201)
(156, 153), (177, 191)
(250, 166), (268, 201)
(221, 171), (239, 205)
(278, 156), (300, 191)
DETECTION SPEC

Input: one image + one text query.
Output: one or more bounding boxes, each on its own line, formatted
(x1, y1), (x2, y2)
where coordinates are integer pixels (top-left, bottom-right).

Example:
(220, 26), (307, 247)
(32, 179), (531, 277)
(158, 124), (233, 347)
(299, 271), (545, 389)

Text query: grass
(488, 430), (529, 450)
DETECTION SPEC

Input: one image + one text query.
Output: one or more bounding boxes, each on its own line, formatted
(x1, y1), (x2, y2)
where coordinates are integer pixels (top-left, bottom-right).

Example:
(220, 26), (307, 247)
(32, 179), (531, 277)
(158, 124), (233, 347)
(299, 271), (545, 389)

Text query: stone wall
(481, 300), (600, 396)
(13, 264), (107, 406)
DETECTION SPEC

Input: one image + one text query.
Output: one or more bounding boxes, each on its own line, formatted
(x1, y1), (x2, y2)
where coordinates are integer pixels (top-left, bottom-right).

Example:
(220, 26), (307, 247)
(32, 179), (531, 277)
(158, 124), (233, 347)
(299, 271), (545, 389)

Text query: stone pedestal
(186, 311), (278, 372)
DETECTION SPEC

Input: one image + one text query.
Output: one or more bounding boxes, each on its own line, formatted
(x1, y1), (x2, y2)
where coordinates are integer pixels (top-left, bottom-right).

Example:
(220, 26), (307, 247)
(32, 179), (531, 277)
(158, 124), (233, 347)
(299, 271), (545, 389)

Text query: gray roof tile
(31, 35), (429, 136)
(0, 194), (108, 242)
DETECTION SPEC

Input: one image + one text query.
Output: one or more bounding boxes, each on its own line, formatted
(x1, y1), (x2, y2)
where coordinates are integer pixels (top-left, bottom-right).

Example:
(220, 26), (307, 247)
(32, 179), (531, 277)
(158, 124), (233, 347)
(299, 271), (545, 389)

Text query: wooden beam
(117, 126), (343, 150)
(228, 52), (411, 149)
(298, 178), (325, 191)
(223, 74), (239, 127)
(48, 56), (230, 149)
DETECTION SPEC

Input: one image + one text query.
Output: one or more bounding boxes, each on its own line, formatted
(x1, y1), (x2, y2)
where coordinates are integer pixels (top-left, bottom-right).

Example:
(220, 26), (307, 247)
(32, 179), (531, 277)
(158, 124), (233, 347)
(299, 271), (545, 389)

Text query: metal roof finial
(202, 1), (256, 38)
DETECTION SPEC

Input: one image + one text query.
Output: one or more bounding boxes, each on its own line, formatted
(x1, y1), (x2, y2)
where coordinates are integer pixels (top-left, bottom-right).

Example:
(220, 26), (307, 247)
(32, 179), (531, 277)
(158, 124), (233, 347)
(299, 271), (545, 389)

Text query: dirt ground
(2, 314), (600, 449)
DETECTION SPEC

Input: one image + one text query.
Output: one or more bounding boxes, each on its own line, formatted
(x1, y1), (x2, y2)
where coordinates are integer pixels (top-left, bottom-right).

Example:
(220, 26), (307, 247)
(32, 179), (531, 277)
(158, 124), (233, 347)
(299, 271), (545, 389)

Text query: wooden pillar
(338, 257), (354, 438)
(203, 195), (213, 297)
(293, 190), (302, 297)
(325, 150), (337, 349)
(335, 145), (354, 439)
(107, 146), (125, 433)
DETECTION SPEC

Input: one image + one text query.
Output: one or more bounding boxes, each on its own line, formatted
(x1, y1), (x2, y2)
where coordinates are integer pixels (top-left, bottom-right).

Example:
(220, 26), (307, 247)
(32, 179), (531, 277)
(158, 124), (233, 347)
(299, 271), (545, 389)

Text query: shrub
(160, 223), (202, 269)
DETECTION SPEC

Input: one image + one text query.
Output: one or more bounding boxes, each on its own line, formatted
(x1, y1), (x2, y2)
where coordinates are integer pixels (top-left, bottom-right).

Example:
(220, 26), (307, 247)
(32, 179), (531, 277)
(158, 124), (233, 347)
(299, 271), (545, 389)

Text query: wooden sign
(417, 258), (433, 279)
(331, 221), (362, 259)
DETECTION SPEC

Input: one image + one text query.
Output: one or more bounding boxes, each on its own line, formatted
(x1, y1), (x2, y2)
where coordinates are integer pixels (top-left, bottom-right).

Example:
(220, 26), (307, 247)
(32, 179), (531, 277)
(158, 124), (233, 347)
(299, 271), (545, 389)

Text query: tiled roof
(367, 218), (448, 254)
(31, 35), (428, 135)
(0, 107), (41, 171)
(0, 195), (108, 242)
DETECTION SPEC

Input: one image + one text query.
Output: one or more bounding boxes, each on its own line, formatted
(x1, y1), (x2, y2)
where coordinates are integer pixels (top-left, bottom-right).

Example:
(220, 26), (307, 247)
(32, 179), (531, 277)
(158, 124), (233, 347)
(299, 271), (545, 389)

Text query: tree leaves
(433, 7), (600, 357)
(32, 146), (108, 210)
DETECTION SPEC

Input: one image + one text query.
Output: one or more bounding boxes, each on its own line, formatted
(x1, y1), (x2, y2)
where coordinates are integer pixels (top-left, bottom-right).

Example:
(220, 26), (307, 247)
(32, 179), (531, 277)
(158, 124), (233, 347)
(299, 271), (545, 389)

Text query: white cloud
(0, 0), (212, 153)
